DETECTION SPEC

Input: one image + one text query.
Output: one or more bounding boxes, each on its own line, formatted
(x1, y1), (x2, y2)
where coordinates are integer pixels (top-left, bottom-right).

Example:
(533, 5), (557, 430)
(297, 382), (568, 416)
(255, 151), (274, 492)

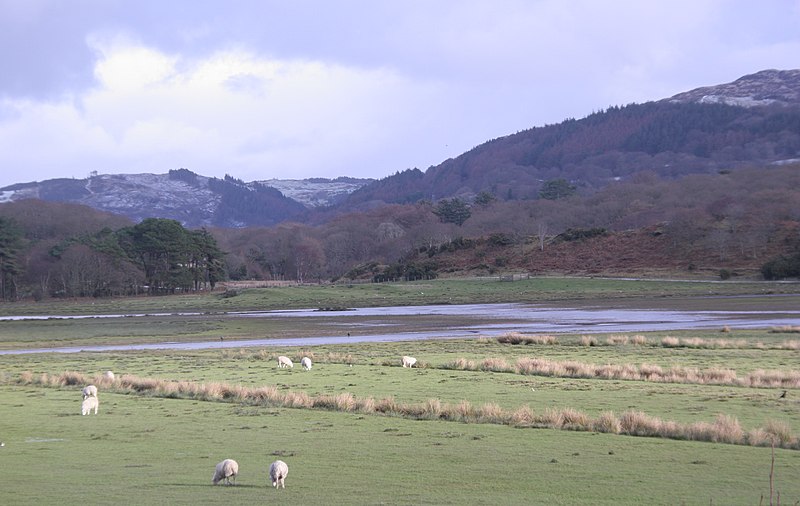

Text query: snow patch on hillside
(260, 178), (373, 207)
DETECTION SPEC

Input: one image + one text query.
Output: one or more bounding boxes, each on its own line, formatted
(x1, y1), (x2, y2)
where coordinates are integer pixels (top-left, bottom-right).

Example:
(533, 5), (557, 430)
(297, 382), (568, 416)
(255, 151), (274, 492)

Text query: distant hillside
(0, 171), (368, 227)
(342, 69), (800, 208)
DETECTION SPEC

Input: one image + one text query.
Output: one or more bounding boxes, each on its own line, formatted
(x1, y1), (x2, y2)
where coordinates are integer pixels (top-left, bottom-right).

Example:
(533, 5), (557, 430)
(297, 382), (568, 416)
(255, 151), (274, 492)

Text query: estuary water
(1, 301), (799, 355)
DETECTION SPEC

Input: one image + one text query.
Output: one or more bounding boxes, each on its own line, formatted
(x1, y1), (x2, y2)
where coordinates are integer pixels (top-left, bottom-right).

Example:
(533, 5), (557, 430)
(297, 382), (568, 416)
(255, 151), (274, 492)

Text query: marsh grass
(441, 356), (800, 389)
(493, 332), (800, 351)
(221, 349), (357, 365)
(770, 325), (800, 334)
(9, 370), (799, 450)
(496, 332), (558, 345)
(606, 335), (629, 345)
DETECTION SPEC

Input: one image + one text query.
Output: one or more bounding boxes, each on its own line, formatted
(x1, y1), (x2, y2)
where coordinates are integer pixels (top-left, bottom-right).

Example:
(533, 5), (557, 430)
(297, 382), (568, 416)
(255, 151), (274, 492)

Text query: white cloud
(0, 38), (451, 185)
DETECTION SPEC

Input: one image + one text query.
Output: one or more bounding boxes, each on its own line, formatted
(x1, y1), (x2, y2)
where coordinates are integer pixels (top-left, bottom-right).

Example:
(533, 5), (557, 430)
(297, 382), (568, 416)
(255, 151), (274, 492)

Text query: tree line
(0, 206), (223, 300)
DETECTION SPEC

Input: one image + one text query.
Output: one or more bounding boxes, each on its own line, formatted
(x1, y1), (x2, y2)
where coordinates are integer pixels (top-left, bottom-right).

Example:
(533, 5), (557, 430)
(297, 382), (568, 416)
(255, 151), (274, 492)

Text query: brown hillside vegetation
(410, 223), (800, 279)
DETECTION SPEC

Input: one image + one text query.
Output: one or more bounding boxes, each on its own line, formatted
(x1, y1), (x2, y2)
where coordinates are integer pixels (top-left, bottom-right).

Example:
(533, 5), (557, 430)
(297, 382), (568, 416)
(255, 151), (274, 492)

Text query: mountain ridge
(2, 68), (799, 227)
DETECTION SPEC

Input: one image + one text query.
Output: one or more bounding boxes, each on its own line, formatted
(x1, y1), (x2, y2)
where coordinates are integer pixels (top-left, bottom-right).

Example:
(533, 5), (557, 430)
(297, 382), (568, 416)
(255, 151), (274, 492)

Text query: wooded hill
(337, 69), (800, 210)
(338, 100), (800, 210)
(2, 163), (799, 300)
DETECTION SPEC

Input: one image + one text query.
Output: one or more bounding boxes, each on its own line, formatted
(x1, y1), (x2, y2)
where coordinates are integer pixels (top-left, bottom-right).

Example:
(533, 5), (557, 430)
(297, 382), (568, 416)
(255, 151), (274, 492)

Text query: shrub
(761, 253), (800, 280)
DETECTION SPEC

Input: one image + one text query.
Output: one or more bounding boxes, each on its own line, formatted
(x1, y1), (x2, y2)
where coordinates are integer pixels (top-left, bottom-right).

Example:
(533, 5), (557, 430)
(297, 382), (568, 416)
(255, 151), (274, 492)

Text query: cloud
(2, 0), (800, 189)
(0, 38), (448, 184)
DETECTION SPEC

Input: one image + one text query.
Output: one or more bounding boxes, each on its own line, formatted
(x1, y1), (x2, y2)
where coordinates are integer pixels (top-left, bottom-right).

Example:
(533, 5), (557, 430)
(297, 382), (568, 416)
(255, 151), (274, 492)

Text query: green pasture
(1, 278), (799, 504)
(1, 356), (799, 505)
(2, 333), (798, 431)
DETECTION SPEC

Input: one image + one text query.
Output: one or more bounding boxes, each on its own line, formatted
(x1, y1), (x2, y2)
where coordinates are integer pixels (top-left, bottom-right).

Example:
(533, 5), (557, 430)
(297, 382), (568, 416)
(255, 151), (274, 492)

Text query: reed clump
(440, 356), (800, 389)
(496, 333), (558, 345)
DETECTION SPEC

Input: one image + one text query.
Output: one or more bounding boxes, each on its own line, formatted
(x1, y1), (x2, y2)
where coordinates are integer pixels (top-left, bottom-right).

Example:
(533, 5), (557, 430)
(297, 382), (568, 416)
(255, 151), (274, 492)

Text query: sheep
(212, 459), (239, 485)
(81, 396), (99, 415)
(103, 370), (115, 381)
(401, 356), (417, 368)
(82, 385), (98, 399)
(269, 460), (289, 489)
(277, 356), (294, 369)
(300, 356), (312, 370)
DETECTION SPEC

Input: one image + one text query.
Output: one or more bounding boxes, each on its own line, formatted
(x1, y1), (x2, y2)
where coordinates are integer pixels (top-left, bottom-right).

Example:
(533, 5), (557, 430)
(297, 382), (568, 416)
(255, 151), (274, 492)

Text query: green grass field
(1, 278), (799, 504)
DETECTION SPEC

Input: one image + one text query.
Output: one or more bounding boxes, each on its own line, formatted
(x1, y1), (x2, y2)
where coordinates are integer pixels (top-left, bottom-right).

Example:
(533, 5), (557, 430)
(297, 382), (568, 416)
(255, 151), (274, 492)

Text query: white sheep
(300, 357), (312, 370)
(401, 356), (417, 368)
(82, 385), (98, 399)
(81, 396), (98, 415)
(103, 370), (115, 381)
(269, 460), (289, 489)
(212, 459), (239, 485)
(277, 356), (294, 369)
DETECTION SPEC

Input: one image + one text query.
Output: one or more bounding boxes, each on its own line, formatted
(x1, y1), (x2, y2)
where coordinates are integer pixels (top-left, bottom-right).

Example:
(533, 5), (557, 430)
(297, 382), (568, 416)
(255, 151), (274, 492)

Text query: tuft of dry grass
(661, 336), (681, 347)
(580, 335), (598, 347)
(445, 358), (476, 370)
(453, 400), (474, 422)
(480, 357), (509, 372)
(57, 371), (86, 386)
(770, 325), (800, 334)
(508, 405), (535, 427)
(497, 332), (558, 345)
(762, 420), (796, 446)
(593, 411), (621, 434)
(475, 402), (505, 424)
(619, 410), (663, 437)
(606, 334), (629, 345)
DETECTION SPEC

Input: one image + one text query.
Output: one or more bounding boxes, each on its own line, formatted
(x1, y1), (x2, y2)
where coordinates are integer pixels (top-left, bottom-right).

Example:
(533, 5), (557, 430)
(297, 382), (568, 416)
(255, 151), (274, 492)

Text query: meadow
(1, 277), (799, 505)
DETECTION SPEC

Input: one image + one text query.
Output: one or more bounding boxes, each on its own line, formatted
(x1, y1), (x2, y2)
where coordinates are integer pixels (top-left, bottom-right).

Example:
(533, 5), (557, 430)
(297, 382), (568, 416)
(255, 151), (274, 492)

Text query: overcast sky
(1, 0), (799, 189)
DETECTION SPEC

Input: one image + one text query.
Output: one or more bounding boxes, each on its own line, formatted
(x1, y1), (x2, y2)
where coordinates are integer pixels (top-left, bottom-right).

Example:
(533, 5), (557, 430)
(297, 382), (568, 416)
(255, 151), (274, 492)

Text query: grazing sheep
(212, 459), (239, 485)
(277, 356), (294, 369)
(103, 371), (115, 381)
(401, 356), (417, 368)
(300, 357), (312, 370)
(269, 460), (289, 489)
(81, 396), (99, 415)
(82, 385), (98, 399)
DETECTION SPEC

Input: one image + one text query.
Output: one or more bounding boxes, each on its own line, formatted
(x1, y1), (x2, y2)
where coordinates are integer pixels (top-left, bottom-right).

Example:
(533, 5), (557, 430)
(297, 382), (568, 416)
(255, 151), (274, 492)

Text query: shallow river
(1, 301), (799, 355)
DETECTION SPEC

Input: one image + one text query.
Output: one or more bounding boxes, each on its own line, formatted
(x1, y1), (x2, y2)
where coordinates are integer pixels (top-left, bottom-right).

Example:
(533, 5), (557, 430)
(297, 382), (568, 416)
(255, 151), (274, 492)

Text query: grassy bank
(0, 370), (800, 505)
